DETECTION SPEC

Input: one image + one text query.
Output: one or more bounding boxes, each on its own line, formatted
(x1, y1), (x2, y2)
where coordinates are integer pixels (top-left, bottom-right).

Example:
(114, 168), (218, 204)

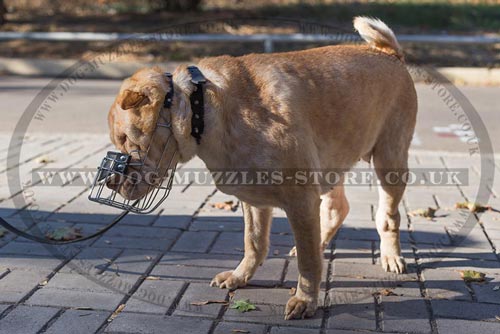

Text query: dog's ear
(119, 90), (148, 110)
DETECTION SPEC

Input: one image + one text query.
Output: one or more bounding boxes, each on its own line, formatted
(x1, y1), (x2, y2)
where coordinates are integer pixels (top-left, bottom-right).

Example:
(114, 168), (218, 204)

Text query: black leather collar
(187, 66), (207, 145)
(163, 66), (206, 145)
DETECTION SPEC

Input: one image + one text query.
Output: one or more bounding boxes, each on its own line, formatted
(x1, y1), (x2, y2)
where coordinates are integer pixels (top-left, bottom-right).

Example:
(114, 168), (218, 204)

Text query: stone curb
(0, 57), (499, 85)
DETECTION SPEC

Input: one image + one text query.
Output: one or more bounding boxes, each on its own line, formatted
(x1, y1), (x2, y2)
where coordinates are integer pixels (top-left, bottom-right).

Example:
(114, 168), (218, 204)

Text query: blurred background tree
(0, 0), (6, 25)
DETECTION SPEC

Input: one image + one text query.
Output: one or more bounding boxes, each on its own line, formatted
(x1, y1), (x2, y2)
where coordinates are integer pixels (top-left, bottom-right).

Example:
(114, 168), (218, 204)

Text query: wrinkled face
(106, 67), (178, 200)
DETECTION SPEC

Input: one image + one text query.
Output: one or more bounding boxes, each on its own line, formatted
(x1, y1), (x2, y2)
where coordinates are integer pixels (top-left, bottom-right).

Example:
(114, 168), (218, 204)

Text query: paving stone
(105, 313), (213, 333)
(0, 241), (61, 257)
(159, 252), (240, 268)
(232, 287), (291, 306)
(93, 232), (180, 251)
(251, 258), (286, 287)
(0, 303), (11, 315)
(171, 231), (218, 253)
(104, 249), (161, 277)
(151, 264), (223, 282)
(337, 226), (381, 241)
(331, 260), (418, 281)
(419, 256), (500, 275)
(190, 219), (244, 232)
(269, 326), (320, 334)
(174, 282), (228, 318)
(44, 272), (118, 293)
(381, 296), (431, 333)
(224, 304), (323, 327)
(27, 288), (124, 311)
(334, 240), (373, 264)
(0, 305), (59, 334)
(431, 299), (500, 321)
(327, 296), (376, 331)
(270, 217), (292, 235)
(153, 213), (192, 230)
(101, 225), (182, 240)
(214, 321), (266, 334)
(44, 309), (110, 334)
(436, 318), (500, 334)
(0, 269), (50, 303)
(59, 247), (122, 274)
(422, 268), (472, 301)
(417, 245), (498, 262)
(470, 274), (500, 304)
(124, 279), (185, 314)
(330, 275), (420, 299)
(210, 232), (244, 255)
(0, 255), (62, 272)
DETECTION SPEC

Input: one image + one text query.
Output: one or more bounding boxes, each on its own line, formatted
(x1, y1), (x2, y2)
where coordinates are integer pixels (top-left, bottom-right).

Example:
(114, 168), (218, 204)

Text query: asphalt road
(0, 76), (498, 155)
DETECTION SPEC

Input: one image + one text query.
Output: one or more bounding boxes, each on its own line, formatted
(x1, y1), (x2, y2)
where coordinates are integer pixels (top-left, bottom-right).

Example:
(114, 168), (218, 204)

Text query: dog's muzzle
(88, 125), (178, 214)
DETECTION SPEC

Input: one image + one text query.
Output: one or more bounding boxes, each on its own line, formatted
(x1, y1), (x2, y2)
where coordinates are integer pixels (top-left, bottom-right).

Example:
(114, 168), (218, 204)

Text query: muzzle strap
(187, 65), (207, 145)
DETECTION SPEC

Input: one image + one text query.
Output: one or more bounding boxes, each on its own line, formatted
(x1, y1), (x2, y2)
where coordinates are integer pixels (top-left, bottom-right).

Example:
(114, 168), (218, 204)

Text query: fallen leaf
(289, 287), (296, 295)
(39, 280), (48, 286)
(211, 200), (238, 211)
(36, 156), (55, 164)
(493, 286), (499, 291)
(110, 304), (126, 320)
(273, 249), (280, 256)
(409, 207), (437, 219)
(455, 202), (491, 213)
(228, 291), (235, 299)
(104, 240), (112, 244)
(145, 276), (160, 280)
(45, 227), (82, 241)
(496, 315), (500, 321)
(0, 228), (7, 238)
(232, 330), (250, 333)
(190, 300), (228, 306)
(460, 270), (486, 283)
(378, 288), (397, 296)
(145, 256), (152, 260)
(230, 299), (256, 313)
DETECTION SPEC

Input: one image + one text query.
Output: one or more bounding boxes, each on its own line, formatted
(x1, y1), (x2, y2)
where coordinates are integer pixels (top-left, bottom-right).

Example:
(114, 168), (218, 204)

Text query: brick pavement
(0, 134), (499, 333)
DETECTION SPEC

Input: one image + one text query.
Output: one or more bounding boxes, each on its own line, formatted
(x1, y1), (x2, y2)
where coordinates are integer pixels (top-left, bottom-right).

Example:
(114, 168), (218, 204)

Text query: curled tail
(353, 16), (404, 60)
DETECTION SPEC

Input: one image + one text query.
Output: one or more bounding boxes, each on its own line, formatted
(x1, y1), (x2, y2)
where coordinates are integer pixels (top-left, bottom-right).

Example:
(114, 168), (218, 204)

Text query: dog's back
(198, 17), (417, 170)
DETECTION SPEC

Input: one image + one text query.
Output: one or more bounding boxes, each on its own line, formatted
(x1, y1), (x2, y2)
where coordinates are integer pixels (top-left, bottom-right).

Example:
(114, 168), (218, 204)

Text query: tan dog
(107, 17), (417, 320)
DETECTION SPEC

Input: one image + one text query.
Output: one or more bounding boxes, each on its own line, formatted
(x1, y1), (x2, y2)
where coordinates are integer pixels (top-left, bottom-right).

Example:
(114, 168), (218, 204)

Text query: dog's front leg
(210, 202), (272, 289)
(284, 194), (322, 320)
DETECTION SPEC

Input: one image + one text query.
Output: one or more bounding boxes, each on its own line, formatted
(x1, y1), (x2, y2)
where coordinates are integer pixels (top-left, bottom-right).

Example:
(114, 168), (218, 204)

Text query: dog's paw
(284, 296), (317, 320)
(380, 254), (406, 274)
(210, 270), (247, 290)
(288, 246), (297, 257)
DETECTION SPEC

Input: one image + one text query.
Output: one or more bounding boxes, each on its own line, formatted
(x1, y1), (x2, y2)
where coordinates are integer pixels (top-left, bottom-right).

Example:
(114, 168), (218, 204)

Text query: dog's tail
(353, 16), (403, 60)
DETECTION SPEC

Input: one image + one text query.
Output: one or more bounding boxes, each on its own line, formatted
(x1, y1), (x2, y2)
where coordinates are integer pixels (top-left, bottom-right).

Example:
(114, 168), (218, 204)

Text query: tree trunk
(159, 0), (202, 12)
(0, 0), (6, 26)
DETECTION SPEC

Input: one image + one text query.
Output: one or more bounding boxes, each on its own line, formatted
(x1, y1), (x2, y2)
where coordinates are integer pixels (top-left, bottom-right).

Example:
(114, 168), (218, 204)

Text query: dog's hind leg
(210, 202), (272, 290)
(289, 183), (349, 256)
(373, 145), (409, 274)
(284, 192), (322, 320)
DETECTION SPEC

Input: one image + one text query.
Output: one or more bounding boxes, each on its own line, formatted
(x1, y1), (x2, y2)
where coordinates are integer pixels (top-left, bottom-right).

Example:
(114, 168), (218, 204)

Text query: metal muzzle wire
(88, 121), (178, 214)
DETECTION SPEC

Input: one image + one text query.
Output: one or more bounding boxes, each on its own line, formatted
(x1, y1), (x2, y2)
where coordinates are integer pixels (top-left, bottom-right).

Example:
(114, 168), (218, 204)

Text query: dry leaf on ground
(231, 330), (250, 333)
(190, 300), (228, 306)
(110, 304), (126, 320)
(455, 202), (492, 213)
(377, 288), (398, 296)
(211, 200), (238, 211)
(408, 207), (437, 219)
(36, 156), (55, 164)
(45, 227), (82, 241)
(145, 276), (160, 280)
(460, 270), (486, 283)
